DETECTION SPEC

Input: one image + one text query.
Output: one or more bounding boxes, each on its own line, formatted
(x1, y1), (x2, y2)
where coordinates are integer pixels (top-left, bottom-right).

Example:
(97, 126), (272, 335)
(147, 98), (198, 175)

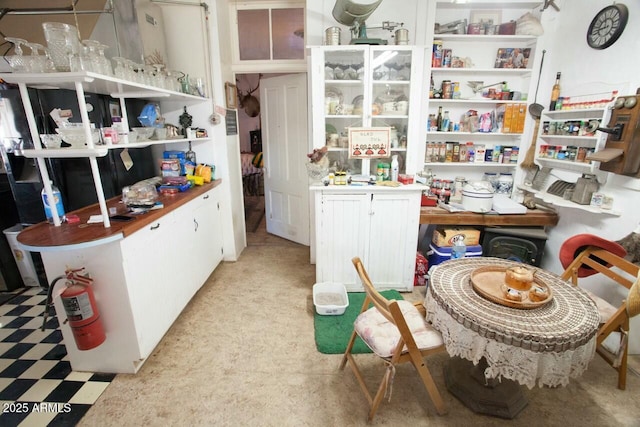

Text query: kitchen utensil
(521, 49), (547, 169)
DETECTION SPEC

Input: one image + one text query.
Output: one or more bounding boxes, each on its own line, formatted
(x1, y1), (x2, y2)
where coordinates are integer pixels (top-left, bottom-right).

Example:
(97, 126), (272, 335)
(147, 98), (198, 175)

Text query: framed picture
(470, 10), (502, 26)
(494, 47), (531, 69)
(225, 82), (238, 109)
(348, 127), (391, 159)
(109, 101), (121, 118)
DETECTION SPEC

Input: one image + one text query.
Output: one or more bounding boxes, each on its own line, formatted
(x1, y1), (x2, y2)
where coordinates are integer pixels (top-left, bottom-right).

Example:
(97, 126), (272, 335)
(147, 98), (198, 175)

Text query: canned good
(441, 80), (452, 99)
(325, 27), (341, 45)
(577, 146), (587, 162)
(452, 81), (460, 99)
(395, 28), (409, 45)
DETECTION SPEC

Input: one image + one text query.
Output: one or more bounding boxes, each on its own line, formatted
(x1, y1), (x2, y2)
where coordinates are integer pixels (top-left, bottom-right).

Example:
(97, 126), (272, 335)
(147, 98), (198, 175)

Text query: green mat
(314, 290), (403, 354)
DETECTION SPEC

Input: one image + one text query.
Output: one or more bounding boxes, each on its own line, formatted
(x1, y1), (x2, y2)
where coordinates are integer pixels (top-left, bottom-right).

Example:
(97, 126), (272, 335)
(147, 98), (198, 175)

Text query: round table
(425, 257), (600, 418)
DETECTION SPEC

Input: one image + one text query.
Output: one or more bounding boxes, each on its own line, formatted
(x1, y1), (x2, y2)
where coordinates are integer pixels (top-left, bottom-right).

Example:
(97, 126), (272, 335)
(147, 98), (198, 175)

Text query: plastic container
(41, 181), (65, 223)
(3, 224), (39, 287)
(428, 243), (482, 267)
(313, 282), (349, 315)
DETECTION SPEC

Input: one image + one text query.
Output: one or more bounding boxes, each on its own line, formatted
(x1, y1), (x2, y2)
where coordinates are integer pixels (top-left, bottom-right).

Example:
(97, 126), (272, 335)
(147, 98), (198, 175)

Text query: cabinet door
(367, 192), (420, 291)
(121, 214), (177, 358)
(192, 189), (224, 285)
(317, 193), (369, 290)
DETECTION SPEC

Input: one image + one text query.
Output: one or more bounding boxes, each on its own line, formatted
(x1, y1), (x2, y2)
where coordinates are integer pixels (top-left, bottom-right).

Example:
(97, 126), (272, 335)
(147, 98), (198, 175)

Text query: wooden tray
(470, 265), (553, 309)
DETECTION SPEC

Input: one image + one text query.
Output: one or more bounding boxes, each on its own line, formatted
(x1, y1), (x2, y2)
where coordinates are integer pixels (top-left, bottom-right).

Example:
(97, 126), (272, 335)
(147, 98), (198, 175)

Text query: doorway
(237, 72), (309, 245)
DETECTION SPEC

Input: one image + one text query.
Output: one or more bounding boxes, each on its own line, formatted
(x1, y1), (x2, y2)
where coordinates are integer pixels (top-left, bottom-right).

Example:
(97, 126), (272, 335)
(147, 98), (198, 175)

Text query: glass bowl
(55, 127), (101, 148)
(132, 127), (155, 140)
(40, 134), (63, 148)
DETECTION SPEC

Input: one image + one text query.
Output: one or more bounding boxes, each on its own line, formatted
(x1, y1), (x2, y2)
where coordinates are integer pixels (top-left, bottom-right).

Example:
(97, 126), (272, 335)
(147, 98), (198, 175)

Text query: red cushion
(559, 234), (627, 277)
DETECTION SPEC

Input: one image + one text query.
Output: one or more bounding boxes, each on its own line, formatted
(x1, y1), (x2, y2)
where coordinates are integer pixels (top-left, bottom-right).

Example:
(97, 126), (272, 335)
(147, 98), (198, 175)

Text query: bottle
(442, 111), (450, 132)
(436, 106), (443, 131)
(41, 181), (65, 224)
(450, 237), (466, 259)
(391, 155), (399, 182)
(186, 141), (197, 164)
(549, 72), (561, 111)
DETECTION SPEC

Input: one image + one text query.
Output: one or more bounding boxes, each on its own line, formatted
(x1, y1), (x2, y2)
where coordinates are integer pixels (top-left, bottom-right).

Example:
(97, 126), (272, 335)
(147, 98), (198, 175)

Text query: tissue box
(432, 227), (481, 247)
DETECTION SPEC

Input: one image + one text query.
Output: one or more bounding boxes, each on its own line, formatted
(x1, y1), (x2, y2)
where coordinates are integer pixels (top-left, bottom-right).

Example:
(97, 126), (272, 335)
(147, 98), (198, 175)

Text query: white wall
(530, 0), (640, 353)
(154, 0), (244, 261)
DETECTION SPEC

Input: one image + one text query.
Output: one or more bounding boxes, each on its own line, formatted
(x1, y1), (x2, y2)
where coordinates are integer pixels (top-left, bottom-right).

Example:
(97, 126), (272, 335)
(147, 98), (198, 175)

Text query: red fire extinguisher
(43, 268), (106, 351)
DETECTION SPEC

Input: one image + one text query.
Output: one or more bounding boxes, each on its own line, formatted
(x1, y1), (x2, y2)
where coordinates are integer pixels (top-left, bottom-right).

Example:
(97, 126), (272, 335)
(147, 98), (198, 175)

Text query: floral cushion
(354, 300), (443, 358)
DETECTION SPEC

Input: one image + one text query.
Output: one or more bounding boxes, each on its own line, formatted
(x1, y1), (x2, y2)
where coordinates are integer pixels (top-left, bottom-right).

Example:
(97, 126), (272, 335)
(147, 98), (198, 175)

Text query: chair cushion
(584, 289), (618, 323)
(354, 300), (443, 358)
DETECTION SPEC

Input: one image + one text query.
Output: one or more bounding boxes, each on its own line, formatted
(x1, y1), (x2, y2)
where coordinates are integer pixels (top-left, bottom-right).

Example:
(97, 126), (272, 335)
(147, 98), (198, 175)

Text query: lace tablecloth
(425, 257), (600, 389)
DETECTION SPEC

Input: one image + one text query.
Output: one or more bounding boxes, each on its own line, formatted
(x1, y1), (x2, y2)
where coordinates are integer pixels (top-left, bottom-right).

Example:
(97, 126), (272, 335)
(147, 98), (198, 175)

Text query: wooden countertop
(420, 206), (558, 226)
(18, 180), (221, 250)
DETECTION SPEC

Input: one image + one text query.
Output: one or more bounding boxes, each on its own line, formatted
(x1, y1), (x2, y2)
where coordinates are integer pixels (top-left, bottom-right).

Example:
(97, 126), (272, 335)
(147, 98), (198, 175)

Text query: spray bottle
(391, 155), (399, 182)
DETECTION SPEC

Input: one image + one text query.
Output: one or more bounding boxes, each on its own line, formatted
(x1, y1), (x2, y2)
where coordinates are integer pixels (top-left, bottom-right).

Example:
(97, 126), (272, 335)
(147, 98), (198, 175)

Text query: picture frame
(470, 10), (502, 26)
(225, 82), (238, 109)
(494, 47), (531, 69)
(348, 127), (391, 159)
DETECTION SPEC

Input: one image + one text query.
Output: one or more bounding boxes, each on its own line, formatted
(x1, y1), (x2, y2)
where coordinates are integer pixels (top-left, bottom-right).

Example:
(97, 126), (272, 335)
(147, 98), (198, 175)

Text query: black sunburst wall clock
(587, 3), (629, 49)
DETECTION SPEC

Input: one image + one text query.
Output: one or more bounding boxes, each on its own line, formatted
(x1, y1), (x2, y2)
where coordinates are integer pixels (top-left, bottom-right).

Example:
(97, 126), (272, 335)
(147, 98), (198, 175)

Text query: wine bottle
(436, 106), (443, 131)
(549, 72), (561, 111)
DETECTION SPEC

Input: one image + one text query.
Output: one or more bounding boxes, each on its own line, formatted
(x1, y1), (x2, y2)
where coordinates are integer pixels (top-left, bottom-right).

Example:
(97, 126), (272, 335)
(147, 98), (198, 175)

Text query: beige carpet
(79, 227), (640, 426)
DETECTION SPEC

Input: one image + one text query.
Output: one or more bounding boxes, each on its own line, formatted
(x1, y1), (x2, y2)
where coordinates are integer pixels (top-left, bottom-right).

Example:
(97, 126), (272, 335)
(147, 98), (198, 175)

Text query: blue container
(428, 243), (483, 267)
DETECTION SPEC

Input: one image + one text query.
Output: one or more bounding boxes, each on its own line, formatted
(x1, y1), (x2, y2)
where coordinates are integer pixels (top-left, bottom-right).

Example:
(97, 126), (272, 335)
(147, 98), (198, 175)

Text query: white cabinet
(44, 185), (224, 373)
(314, 187), (421, 291)
(310, 46), (425, 176)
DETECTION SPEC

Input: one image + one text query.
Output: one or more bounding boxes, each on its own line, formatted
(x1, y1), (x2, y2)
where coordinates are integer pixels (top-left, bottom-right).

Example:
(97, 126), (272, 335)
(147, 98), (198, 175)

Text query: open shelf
(536, 158), (595, 173)
(430, 68), (532, 76)
(432, 34), (538, 42)
(429, 99), (527, 105)
(425, 162), (516, 168)
(427, 131), (523, 138)
(543, 108), (607, 120)
(0, 71), (208, 103)
(518, 184), (620, 216)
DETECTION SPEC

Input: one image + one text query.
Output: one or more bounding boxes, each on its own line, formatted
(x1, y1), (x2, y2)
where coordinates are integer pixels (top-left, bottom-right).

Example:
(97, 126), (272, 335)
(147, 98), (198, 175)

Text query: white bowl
(55, 127), (101, 148)
(132, 127), (154, 140)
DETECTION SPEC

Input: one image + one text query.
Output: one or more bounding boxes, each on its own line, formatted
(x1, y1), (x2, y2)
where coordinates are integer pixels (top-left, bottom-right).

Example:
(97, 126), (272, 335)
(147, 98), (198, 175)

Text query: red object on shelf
(398, 174), (414, 185)
(421, 195), (437, 206)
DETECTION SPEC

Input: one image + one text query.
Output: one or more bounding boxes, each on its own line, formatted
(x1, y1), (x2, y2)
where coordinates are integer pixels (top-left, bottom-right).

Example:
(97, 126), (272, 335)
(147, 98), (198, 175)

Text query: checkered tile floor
(0, 287), (114, 426)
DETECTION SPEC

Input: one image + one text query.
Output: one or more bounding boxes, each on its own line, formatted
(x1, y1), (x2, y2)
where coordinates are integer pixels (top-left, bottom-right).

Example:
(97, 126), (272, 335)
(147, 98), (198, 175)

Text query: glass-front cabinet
(310, 46), (425, 179)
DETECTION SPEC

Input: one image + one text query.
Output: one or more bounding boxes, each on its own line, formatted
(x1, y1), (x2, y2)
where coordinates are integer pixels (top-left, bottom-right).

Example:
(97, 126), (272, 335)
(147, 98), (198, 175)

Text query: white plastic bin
(313, 282), (349, 315)
(3, 224), (39, 287)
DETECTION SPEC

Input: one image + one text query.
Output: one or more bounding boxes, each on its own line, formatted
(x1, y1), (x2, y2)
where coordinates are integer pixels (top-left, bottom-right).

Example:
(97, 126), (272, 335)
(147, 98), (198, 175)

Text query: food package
(195, 164), (213, 183)
(163, 150), (186, 175)
(161, 159), (181, 177)
(432, 227), (481, 247)
(186, 174), (204, 186)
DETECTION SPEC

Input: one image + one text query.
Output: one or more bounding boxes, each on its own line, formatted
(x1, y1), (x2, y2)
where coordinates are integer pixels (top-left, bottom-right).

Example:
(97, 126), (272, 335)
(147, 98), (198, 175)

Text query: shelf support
(75, 81), (111, 228)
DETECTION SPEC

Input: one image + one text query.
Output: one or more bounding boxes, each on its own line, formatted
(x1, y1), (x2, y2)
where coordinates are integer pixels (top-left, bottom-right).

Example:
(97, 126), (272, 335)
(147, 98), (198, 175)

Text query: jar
(482, 172), (498, 192)
(496, 173), (514, 195)
(451, 176), (466, 203)
(566, 146), (577, 162)
(441, 80), (452, 99)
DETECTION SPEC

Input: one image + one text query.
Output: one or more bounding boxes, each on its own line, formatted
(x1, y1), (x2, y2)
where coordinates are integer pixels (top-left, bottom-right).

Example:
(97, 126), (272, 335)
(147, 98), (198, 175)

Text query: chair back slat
(352, 257), (395, 324)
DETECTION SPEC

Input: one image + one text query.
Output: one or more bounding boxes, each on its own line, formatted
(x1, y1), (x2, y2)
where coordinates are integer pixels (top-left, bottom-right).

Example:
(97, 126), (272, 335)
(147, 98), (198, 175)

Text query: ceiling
(1, 0), (110, 53)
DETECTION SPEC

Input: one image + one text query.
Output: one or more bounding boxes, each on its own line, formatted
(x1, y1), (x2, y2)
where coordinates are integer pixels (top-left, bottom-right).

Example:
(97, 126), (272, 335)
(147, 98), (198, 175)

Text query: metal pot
(462, 181), (494, 213)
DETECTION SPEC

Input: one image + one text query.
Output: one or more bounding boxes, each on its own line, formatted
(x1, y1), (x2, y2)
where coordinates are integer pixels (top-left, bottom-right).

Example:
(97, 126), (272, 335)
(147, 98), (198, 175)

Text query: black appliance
(0, 84), (156, 222)
(0, 84), (157, 289)
(482, 227), (548, 267)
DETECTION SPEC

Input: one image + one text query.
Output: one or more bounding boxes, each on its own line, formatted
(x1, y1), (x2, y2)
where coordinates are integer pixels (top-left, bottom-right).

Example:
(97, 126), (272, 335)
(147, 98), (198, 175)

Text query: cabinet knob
(150, 223), (160, 230)
(194, 218), (199, 232)
(203, 195), (209, 199)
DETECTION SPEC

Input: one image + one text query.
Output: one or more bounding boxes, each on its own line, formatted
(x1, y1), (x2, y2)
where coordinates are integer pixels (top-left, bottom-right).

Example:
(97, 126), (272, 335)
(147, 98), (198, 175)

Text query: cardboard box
(432, 227), (481, 247)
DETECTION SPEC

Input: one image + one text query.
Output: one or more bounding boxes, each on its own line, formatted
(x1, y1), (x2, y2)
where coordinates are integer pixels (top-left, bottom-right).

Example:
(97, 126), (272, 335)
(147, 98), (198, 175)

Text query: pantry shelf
(518, 184), (620, 216)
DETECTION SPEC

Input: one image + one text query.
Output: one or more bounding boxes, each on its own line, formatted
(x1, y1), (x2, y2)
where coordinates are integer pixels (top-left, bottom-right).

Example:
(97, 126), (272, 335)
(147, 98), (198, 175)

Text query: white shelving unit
(0, 71), (210, 228)
(424, 1), (542, 185)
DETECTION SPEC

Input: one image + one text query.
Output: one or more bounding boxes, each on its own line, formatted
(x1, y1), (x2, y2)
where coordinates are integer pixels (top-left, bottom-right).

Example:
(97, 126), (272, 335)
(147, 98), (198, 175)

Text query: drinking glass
(4, 37), (27, 72)
(112, 57), (127, 79)
(152, 64), (165, 88)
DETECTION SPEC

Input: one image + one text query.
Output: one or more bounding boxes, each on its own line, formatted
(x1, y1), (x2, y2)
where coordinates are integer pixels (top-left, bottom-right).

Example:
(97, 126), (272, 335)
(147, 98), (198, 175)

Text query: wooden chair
(561, 245), (640, 390)
(339, 257), (448, 421)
